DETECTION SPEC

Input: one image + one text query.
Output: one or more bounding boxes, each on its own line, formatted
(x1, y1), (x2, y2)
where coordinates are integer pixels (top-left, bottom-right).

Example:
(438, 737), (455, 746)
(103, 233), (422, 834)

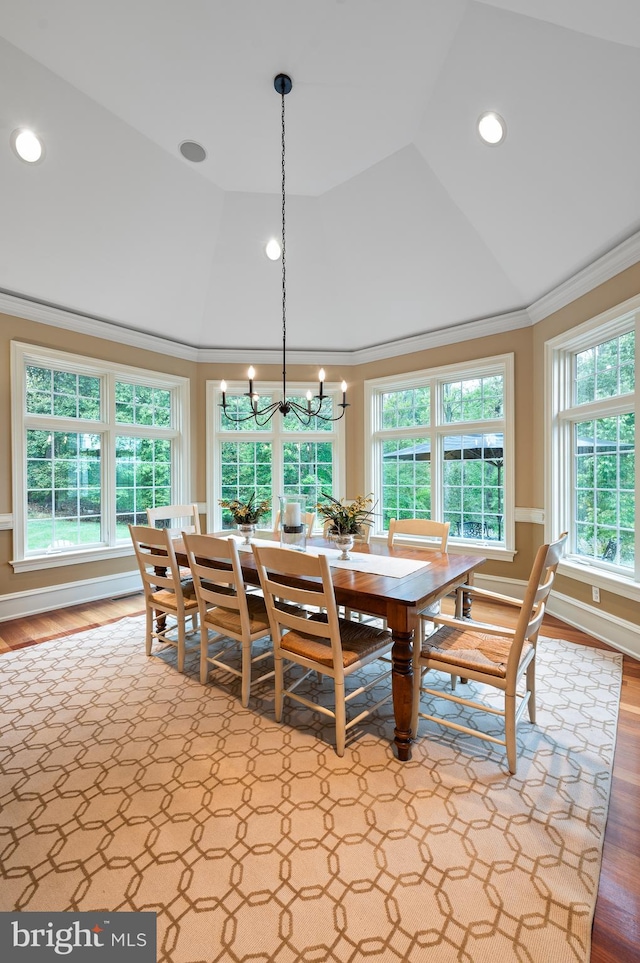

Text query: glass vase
(334, 533), (355, 560)
(237, 523), (255, 545)
(279, 495), (307, 552)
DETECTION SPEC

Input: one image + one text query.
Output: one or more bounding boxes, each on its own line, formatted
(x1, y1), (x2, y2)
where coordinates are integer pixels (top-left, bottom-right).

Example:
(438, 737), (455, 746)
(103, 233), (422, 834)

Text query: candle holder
(279, 495), (307, 552)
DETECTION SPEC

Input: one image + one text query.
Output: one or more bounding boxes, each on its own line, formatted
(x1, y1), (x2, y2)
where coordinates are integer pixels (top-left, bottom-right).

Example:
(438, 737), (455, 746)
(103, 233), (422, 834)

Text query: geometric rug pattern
(0, 616), (622, 962)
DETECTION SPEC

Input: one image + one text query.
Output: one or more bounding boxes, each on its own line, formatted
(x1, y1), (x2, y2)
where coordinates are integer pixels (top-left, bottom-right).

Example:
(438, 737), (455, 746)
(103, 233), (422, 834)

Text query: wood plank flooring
(1, 594), (638, 962)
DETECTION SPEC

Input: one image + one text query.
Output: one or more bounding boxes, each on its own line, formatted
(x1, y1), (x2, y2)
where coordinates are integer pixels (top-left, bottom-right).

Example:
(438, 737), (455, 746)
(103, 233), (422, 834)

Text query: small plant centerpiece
(316, 493), (375, 559)
(219, 493), (270, 544)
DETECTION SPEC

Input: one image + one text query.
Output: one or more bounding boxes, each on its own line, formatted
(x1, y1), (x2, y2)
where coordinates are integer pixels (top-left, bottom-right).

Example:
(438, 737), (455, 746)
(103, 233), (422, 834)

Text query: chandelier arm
(219, 399), (281, 424)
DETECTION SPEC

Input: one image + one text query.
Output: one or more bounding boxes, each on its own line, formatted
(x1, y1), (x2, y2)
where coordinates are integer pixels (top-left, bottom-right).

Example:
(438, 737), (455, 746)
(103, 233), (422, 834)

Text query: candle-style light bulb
(318, 368), (325, 382)
(318, 368), (325, 400)
(248, 366), (256, 380)
(341, 380), (347, 406)
(220, 380), (227, 407)
(306, 389), (312, 412)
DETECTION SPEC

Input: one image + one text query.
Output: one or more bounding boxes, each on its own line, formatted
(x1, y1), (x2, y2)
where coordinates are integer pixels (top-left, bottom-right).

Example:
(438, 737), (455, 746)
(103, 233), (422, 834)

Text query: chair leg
(411, 665), (421, 737)
(200, 627), (210, 685)
(334, 681), (346, 757)
(526, 660), (536, 724)
(177, 621), (186, 673)
(145, 608), (154, 656)
(505, 693), (517, 774)
(241, 641), (252, 708)
(274, 655), (285, 722)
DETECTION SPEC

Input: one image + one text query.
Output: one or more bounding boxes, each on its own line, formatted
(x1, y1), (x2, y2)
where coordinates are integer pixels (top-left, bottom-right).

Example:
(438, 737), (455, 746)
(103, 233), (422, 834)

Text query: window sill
(11, 544), (134, 574)
(558, 558), (640, 602)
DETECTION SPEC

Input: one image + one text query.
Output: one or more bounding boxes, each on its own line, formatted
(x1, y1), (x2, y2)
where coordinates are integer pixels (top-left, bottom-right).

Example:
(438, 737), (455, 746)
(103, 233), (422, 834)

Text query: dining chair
(146, 503), (201, 537)
(388, 518), (451, 633)
(387, 518), (449, 550)
(182, 533), (304, 706)
(253, 543), (394, 756)
(273, 510), (316, 538)
(146, 503), (201, 588)
(411, 532), (568, 774)
(129, 524), (200, 673)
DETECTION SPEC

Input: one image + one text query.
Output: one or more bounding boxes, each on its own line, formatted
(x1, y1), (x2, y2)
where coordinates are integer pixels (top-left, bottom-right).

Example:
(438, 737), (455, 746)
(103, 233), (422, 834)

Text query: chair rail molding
(0, 514), (13, 530)
(514, 508), (545, 524)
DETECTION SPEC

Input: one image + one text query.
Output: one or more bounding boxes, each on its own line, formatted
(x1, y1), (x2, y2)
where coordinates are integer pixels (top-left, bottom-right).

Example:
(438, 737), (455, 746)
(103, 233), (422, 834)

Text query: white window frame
(365, 354), (515, 561)
(545, 296), (639, 600)
(207, 379), (346, 532)
(10, 342), (190, 572)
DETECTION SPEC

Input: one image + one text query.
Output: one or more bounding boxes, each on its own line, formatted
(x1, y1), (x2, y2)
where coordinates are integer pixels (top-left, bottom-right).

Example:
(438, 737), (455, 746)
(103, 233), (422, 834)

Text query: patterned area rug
(0, 616), (622, 963)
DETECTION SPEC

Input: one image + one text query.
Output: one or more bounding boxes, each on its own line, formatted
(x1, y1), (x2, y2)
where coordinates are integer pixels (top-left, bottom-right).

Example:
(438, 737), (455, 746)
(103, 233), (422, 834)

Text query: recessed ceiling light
(11, 128), (45, 164)
(477, 111), (506, 146)
(179, 140), (207, 163)
(265, 238), (281, 260)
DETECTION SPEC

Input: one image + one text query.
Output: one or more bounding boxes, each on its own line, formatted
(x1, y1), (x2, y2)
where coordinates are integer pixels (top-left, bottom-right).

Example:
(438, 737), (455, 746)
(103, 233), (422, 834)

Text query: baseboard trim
(476, 573), (639, 660)
(0, 570), (142, 623)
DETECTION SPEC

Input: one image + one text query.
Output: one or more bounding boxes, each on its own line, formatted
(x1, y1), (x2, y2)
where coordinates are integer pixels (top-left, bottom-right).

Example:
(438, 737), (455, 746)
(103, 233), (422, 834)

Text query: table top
(174, 534), (484, 613)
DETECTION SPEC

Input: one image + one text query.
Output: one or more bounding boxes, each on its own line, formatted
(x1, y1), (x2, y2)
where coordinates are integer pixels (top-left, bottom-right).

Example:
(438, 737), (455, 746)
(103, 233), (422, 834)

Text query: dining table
(172, 533), (485, 761)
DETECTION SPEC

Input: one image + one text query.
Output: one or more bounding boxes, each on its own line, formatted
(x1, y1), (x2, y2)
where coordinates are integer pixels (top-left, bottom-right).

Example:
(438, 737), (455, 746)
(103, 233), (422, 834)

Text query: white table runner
(231, 535), (430, 578)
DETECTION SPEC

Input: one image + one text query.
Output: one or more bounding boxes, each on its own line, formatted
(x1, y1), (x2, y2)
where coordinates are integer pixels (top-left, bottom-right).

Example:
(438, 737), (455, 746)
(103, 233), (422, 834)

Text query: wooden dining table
(172, 534), (485, 761)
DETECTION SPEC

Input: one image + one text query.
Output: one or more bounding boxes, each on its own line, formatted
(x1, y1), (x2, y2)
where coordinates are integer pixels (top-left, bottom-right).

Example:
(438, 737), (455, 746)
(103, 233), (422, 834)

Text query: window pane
(381, 438), (431, 529)
(26, 365), (101, 419)
(442, 433), (504, 541)
(115, 381), (173, 427)
(26, 430), (102, 552)
(115, 436), (173, 537)
(573, 416), (635, 568)
(381, 388), (430, 429)
(219, 441), (273, 528)
(282, 441), (333, 514)
(442, 375), (503, 424)
(575, 331), (635, 405)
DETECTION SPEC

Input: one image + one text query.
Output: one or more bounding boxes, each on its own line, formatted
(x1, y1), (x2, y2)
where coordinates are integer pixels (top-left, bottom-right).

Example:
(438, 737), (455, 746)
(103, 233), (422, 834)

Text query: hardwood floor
(1, 595), (637, 961)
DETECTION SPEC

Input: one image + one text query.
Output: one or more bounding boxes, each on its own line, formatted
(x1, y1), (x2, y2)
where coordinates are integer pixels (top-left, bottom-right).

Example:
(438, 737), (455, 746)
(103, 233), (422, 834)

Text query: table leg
(389, 620), (414, 762)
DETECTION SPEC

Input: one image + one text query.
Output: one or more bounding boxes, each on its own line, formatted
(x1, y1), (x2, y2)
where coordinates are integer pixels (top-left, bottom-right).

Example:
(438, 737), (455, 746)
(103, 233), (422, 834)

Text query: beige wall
(2, 260), (639, 627)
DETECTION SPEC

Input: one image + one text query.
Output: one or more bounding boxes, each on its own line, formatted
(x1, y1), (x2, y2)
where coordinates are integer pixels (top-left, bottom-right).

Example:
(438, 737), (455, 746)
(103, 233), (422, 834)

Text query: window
(366, 356), (514, 556)
(208, 381), (344, 530)
(11, 343), (190, 570)
(547, 302), (638, 590)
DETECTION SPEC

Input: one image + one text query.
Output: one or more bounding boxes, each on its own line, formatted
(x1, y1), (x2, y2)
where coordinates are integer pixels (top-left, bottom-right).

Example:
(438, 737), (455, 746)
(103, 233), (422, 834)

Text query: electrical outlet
(592, 586), (600, 603)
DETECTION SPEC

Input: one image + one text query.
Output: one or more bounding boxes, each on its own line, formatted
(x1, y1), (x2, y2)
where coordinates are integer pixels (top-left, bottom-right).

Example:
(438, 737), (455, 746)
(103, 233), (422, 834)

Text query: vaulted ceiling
(1, 0), (640, 354)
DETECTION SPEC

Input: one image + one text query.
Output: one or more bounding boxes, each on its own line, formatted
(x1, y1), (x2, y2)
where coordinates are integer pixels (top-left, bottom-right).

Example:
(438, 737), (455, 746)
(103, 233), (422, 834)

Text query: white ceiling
(1, 0), (640, 354)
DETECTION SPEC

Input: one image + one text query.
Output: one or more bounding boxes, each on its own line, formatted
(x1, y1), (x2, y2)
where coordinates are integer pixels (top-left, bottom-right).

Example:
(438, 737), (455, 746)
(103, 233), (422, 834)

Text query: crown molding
(527, 230), (640, 324)
(2, 227), (639, 365)
(349, 310), (532, 365)
(0, 291), (201, 362)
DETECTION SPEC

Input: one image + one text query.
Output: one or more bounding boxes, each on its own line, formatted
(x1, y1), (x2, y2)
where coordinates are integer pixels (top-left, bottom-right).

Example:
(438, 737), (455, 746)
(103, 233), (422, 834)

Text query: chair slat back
(147, 504), (201, 539)
(253, 545), (344, 667)
(183, 533), (253, 631)
(507, 532), (568, 680)
(129, 525), (182, 595)
(388, 518), (450, 550)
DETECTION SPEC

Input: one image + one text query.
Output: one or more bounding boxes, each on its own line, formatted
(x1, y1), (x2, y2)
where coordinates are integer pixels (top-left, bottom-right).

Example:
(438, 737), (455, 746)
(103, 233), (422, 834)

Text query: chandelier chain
(218, 72), (348, 426)
(281, 82), (287, 394)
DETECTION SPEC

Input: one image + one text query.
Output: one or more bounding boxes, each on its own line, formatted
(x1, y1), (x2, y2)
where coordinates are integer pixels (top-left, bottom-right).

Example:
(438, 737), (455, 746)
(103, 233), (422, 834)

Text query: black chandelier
(220, 73), (349, 426)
